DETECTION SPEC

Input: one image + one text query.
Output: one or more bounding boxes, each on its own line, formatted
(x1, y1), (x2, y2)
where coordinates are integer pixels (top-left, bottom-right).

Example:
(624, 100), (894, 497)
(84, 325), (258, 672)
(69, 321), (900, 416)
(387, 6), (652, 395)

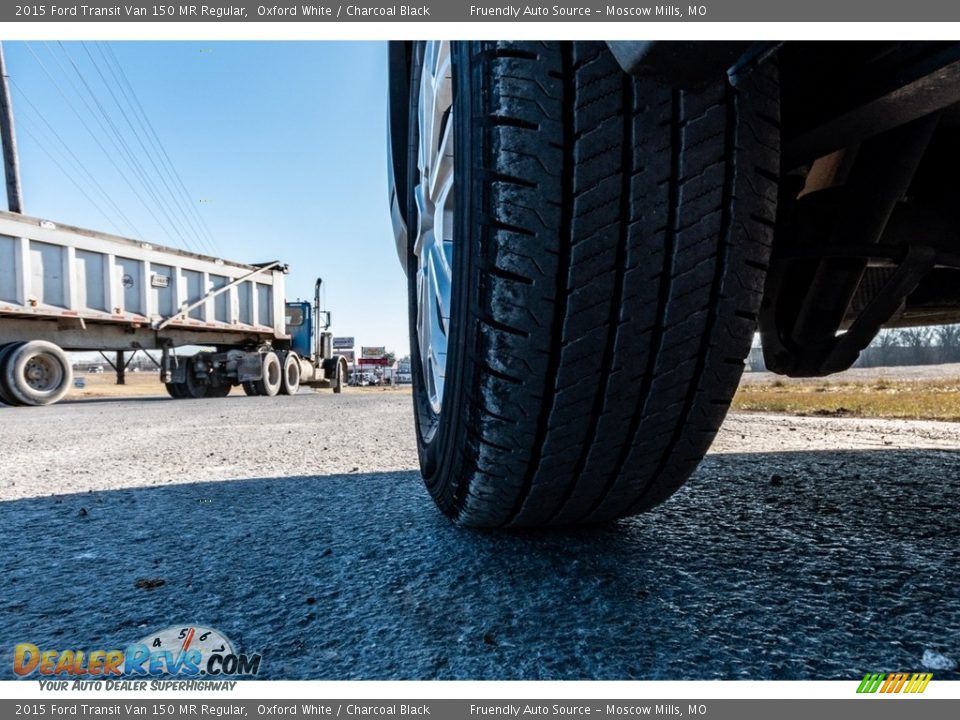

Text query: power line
(53, 41), (194, 249)
(101, 42), (220, 255)
(10, 77), (145, 238)
(16, 121), (125, 235)
(98, 42), (220, 255)
(81, 42), (214, 255)
(24, 42), (183, 246)
(41, 41), (186, 243)
(53, 41), (197, 251)
(18, 41), (221, 257)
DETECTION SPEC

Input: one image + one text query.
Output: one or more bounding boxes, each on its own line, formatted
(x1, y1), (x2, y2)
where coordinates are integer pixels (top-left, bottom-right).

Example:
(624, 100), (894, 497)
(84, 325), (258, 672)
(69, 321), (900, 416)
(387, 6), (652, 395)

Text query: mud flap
(237, 352), (263, 383)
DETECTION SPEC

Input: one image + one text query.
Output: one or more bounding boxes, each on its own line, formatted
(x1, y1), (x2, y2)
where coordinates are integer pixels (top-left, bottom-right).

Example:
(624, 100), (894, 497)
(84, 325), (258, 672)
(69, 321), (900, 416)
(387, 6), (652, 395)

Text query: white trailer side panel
(0, 211), (288, 349)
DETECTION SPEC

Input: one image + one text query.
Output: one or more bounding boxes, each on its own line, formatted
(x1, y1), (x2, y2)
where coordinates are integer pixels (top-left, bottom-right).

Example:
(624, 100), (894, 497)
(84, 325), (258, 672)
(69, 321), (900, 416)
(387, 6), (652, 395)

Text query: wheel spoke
(429, 110), (455, 203)
(414, 40), (455, 415)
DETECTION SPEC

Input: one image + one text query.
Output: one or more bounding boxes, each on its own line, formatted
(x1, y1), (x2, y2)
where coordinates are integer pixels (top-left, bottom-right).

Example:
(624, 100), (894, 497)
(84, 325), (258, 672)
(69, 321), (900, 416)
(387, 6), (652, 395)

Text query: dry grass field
(734, 369), (960, 421)
(65, 371), (410, 400)
(67, 371), (171, 399)
(66, 365), (960, 422)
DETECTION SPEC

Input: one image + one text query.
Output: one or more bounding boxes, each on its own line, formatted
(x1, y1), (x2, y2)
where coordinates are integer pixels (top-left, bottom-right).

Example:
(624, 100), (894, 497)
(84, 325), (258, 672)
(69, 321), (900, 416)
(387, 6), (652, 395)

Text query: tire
(206, 381), (232, 398)
(280, 352), (301, 395)
(254, 351), (282, 397)
(2, 340), (73, 406)
(323, 356), (346, 394)
(403, 41), (779, 527)
(183, 358), (210, 399)
(242, 381), (259, 396)
(165, 382), (188, 399)
(0, 343), (24, 406)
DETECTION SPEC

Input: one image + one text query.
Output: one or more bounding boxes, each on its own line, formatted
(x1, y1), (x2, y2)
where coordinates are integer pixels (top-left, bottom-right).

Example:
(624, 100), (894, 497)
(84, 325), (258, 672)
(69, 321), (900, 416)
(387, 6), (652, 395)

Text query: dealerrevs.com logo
(13, 625), (261, 682)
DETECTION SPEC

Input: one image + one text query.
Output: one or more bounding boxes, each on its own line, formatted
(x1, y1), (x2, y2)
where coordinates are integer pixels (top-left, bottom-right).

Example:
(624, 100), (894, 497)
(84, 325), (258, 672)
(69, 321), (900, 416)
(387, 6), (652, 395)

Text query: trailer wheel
(254, 351), (282, 397)
(280, 352), (301, 395)
(242, 381), (259, 396)
(2, 340), (73, 406)
(165, 382), (188, 399)
(183, 360), (210, 399)
(205, 382), (232, 398)
(0, 343), (25, 406)
(401, 41), (779, 526)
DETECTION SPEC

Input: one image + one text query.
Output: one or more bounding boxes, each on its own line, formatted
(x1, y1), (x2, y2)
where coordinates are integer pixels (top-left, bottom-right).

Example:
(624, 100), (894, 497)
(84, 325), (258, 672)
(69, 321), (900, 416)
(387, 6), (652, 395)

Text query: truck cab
(284, 290), (333, 364)
(285, 301), (313, 360)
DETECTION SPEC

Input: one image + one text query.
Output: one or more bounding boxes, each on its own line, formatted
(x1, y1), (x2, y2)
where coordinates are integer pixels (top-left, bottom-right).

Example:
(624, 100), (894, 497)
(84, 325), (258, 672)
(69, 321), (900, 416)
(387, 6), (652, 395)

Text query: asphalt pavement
(1, 391), (958, 680)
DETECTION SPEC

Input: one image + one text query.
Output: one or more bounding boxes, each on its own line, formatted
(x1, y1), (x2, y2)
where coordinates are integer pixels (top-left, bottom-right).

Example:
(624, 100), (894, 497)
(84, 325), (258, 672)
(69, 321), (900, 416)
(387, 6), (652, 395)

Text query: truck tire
(2, 340), (73, 407)
(323, 356), (347, 394)
(0, 343), (24, 406)
(205, 381), (232, 398)
(165, 381), (188, 399)
(183, 358), (209, 399)
(280, 352), (301, 395)
(242, 381), (259, 396)
(403, 41), (779, 526)
(254, 351), (282, 397)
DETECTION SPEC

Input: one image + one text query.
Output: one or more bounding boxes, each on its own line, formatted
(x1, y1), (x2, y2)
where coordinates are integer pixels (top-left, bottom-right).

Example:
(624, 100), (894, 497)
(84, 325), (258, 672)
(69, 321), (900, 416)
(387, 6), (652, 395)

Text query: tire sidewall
(281, 352), (301, 395)
(165, 382), (186, 399)
(0, 343), (25, 406)
(258, 351), (282, 396)
(208, 382), (232, 398)
(184, 358), (208, 399)
(5, 341), (73, 406)
(407, 41), (478, 515)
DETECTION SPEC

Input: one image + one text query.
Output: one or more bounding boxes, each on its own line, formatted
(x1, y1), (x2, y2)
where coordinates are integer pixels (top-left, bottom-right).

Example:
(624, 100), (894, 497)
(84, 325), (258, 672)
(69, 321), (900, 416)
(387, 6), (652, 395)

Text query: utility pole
(0, 41), (24, 213)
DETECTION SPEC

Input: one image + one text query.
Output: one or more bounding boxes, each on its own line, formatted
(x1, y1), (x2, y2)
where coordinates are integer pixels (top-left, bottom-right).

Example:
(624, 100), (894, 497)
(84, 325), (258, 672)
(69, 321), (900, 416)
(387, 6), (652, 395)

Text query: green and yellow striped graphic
(857, 672), (933, 694)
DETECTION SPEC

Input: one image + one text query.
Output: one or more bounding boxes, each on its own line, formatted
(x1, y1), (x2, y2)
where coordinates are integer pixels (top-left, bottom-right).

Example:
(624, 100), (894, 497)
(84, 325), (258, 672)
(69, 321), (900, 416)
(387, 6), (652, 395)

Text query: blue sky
(2, 41), (409, 356)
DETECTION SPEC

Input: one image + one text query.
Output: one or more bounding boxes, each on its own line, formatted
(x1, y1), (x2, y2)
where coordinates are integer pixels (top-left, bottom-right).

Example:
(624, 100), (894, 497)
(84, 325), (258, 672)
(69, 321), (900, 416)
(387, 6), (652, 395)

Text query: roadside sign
(361, 346), (386, 359)
(339, 350), (356, 363)
(359, 358), (390, 366)
(333, 336), (354, 349)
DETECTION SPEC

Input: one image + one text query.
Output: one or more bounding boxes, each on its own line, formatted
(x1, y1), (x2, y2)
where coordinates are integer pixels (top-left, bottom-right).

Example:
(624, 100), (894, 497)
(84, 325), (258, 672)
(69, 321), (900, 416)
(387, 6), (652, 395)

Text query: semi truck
(0, 209), (348, 406)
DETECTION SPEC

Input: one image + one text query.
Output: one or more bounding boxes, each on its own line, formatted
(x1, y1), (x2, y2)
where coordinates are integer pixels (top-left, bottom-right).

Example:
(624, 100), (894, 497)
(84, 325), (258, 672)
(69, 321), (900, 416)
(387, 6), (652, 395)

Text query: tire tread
(425, 41), (779, 526)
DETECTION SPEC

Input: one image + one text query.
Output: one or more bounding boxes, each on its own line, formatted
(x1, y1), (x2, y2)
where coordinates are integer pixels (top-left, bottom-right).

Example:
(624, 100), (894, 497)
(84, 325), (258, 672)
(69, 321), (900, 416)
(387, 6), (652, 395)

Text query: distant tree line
(746, 325), (960, 371)
(859, 325), (960, 367)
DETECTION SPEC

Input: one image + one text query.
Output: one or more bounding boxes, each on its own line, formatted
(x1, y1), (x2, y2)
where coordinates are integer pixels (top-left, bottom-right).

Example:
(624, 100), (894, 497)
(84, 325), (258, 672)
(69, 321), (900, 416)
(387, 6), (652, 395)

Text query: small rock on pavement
(134, 578), (166, 591)
(922, 649), (957, 671)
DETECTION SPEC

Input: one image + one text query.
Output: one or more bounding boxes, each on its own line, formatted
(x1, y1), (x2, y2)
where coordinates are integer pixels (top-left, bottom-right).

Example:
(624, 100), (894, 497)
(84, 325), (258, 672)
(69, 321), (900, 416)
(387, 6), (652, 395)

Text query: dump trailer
(0, 210), (348, 406)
